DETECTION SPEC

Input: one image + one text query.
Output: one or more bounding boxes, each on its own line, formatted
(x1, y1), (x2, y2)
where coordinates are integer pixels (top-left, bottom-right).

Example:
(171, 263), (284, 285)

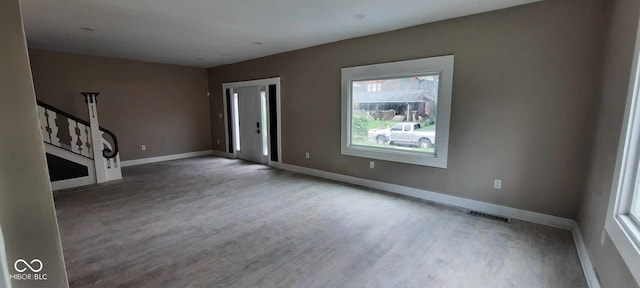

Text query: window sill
(341, 145), (447, 168)
(605, 213), (640, 284)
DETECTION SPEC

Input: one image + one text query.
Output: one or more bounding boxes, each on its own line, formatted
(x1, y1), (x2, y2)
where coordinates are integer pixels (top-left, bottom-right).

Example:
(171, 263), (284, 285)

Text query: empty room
(2, 0), (640, 287)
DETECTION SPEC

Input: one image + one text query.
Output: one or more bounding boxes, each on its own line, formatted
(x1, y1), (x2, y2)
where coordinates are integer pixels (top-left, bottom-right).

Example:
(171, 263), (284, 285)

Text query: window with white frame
(605, 20), (640, 285)
(340, 55), (454, 168)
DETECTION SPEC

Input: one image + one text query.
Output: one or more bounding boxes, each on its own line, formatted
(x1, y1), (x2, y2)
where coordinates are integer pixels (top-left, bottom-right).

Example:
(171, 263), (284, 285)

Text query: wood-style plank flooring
(54, 156), (587, 287)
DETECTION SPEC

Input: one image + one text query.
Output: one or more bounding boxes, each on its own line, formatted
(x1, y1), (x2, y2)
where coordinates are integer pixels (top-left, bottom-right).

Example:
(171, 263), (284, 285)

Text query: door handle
(256, 122), (260, 128)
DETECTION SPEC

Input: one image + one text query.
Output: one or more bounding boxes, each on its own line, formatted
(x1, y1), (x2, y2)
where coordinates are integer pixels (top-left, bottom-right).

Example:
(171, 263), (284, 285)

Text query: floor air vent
(468, 210), (511, 223)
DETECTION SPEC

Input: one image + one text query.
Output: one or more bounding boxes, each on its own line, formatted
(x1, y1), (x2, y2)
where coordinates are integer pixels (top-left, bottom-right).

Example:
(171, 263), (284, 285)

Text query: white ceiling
(20, 0), (538, 68)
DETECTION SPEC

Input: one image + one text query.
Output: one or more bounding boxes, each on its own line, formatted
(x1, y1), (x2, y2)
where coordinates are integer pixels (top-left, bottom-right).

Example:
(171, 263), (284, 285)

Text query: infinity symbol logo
(14, 259), (43, 273)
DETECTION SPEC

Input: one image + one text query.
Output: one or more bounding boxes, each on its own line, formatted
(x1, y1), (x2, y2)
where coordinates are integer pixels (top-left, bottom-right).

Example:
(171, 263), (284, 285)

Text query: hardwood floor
(54, 156), (587, 287)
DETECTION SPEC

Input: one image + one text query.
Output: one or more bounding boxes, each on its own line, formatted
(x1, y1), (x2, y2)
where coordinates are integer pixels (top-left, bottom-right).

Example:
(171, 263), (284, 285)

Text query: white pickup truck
(368, 122), (435, 148)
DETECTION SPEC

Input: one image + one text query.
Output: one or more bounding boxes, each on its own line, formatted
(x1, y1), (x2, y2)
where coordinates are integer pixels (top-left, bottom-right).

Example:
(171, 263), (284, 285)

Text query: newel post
(82, 92), (108, 183)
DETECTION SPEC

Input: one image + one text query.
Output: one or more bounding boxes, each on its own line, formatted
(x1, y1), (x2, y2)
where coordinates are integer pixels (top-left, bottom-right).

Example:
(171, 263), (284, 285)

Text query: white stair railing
(37, 103), (91, 156)
(36, 92), (122, 188)
(68, 119), (92, 157)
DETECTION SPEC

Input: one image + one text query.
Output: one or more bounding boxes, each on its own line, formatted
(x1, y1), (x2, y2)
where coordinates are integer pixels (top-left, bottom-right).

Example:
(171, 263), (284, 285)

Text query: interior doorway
(223, 78), (281, 166)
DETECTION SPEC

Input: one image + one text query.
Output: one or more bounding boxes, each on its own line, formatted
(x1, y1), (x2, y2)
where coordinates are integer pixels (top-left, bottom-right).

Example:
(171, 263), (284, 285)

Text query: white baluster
(47, 110), (60, 146)
(68, 119), (81, 154)
(37, 106), (50, 143)
(77, 122), (91, 158)
(85, 125), (93, 157)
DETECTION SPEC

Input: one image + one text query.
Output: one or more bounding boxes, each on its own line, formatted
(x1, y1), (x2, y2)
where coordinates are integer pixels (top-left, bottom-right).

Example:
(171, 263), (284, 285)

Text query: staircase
(37, 92), (122, 190)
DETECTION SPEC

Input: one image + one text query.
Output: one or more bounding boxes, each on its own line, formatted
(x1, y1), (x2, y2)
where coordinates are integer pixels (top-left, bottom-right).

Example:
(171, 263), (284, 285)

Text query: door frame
(222, 77), (282, 166)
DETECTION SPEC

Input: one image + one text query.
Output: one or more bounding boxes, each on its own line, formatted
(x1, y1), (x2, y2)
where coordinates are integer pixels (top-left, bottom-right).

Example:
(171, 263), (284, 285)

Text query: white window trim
(340, 55), (454, 168)
(605, 18), (640, 285)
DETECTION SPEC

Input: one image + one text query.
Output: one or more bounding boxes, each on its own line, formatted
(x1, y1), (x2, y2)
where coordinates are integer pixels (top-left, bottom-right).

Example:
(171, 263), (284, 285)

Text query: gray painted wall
(577, 0), (640, 286)
(0, 0), (69, 287)
(208, 0), (608, 219)
(28, 49), (212, 161)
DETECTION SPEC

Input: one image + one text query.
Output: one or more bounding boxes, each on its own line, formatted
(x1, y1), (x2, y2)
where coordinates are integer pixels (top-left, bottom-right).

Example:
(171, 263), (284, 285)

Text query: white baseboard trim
(121, 150), (213, 167)
(192, 156), (599, 286)
(271, 162), (575, 230)
(270, 162), (601, 287)
(572, 225), (601, 288)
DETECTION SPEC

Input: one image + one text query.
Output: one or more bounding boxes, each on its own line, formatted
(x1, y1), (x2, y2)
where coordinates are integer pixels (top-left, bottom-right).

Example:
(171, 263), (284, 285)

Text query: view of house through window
(351, 75), (439, 154)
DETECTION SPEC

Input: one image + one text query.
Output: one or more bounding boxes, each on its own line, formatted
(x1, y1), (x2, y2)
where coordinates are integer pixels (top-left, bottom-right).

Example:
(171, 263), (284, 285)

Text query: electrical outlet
(601, 229), (607, 246)
(493, 179), (502, 189)
(370, 161), (375, 169)
(141, 144), (146, 151)
(305, 152), (310, 159)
